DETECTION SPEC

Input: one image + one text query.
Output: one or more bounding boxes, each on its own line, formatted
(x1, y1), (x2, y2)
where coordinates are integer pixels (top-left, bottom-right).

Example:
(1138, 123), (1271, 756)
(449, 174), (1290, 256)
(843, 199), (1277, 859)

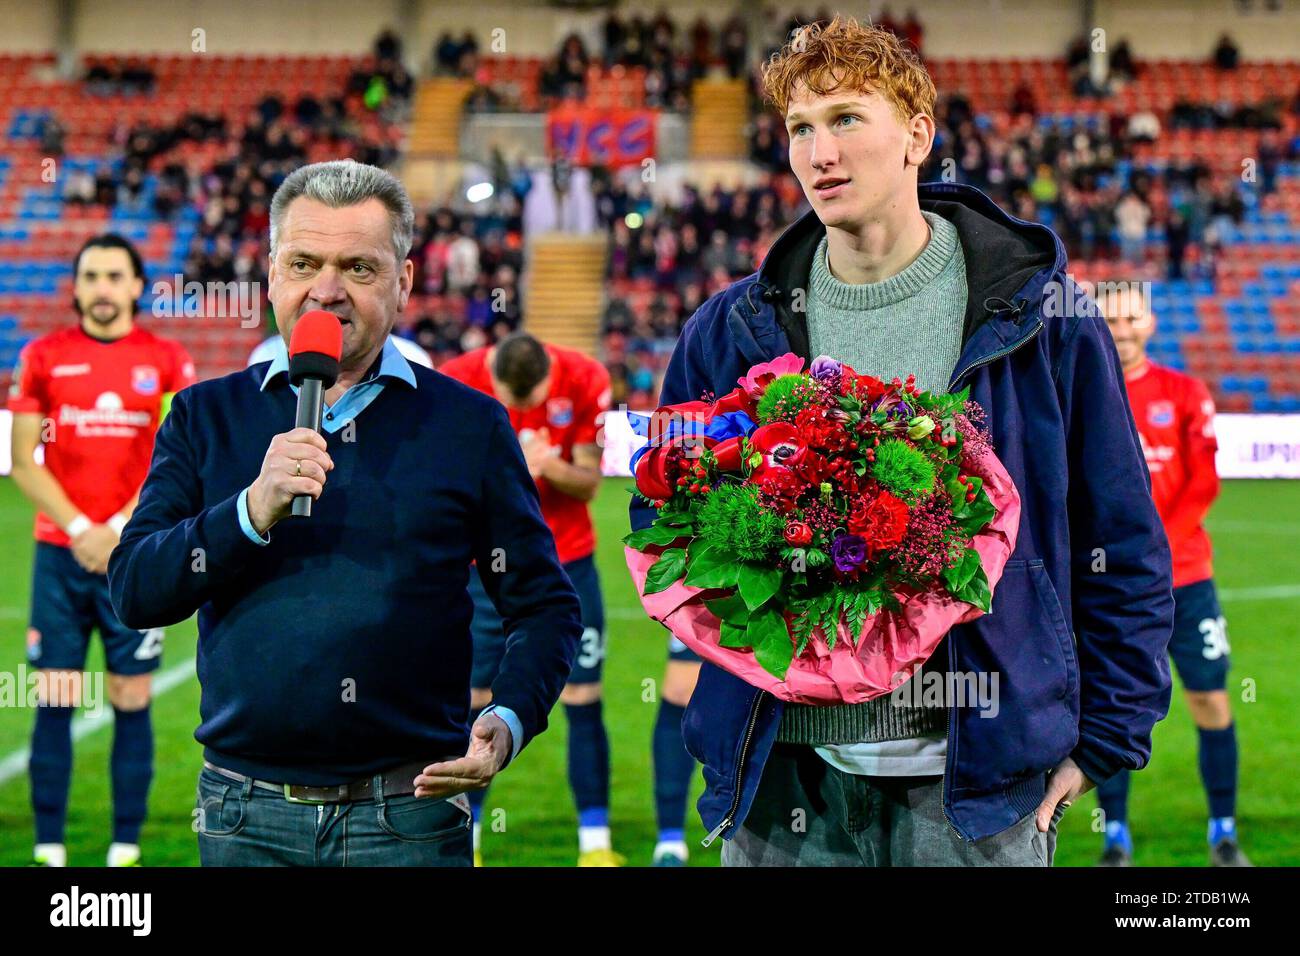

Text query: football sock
(1208, 816), (1237, 845)
(653, 700), (694, 843)
(565, 700), (610, 830)
(1096, 767), (1131, 834)
(1199, 723), (1238, 824)
(110, 705), (153, 845)
(29, 703), (75, 845)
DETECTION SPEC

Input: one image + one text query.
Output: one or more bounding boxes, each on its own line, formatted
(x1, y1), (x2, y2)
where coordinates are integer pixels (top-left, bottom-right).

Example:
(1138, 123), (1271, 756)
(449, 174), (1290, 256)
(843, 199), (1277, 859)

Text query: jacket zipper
(701, 691), (764, 847)
(939, 311), (1039, 843)
(948, 317), (1043, 391)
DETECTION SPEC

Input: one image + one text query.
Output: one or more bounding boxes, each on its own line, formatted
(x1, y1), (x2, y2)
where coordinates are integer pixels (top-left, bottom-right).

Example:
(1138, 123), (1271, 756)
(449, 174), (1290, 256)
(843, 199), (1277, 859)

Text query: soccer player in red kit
(8, 234), (195, 867)
(439, 332), (619, 865)
(1096, 283), (1251, 867)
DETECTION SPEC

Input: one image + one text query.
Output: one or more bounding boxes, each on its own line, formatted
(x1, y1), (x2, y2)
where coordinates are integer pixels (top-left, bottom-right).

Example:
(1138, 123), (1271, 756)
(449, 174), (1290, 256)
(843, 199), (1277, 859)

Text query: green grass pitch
(0, 476), (1297, 866)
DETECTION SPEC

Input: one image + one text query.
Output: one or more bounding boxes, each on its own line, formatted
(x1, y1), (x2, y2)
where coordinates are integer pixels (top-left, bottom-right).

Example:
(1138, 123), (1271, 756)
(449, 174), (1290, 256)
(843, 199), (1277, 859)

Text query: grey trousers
(721, 743), (1066, 867)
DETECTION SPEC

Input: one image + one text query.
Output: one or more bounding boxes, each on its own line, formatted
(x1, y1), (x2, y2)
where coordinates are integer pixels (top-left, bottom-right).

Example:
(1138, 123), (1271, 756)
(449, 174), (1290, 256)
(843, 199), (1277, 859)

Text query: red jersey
(440, 344), (610, 564)
(7, 325), (196, 547)
(1124, 360), (1219, 587)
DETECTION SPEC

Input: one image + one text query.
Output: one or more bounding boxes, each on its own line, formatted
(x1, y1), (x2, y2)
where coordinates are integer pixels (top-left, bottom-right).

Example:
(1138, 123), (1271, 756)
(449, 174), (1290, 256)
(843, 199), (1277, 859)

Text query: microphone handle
(292, 377), (325, 517)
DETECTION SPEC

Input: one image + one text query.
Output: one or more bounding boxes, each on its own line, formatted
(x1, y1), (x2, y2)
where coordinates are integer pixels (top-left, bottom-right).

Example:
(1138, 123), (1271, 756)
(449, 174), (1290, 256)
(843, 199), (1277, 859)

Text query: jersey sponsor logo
(1148, 400), (1175, 427)
(50, 363), (92, 378)
(1137, 432), (1175, 470)
(26, 627), (41, 661)
(58, 392), (152, 436)
(547, 397), (574, 428)
(131, 365), (160, 395)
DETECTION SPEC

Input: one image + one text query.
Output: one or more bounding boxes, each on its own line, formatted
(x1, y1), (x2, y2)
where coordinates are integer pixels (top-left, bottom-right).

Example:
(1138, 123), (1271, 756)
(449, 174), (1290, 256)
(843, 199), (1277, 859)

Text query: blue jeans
(195, 767), (473, 866)
(720, 744), (1066, 866)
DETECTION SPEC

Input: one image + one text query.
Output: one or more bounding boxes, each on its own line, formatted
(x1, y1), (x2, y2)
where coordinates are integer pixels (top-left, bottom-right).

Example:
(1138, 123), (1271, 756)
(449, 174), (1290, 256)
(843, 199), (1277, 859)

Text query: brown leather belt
(202, 758), (437, 804)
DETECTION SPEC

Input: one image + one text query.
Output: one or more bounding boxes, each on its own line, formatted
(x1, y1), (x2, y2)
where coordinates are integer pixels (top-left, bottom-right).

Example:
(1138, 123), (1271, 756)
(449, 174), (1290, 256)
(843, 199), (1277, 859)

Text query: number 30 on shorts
(1198, 615), (1230, 661)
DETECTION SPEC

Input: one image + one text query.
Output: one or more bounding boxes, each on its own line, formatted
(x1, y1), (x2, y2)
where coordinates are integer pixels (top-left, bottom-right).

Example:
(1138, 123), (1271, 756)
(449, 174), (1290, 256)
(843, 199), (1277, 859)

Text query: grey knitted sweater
(778, 211), (968, 745)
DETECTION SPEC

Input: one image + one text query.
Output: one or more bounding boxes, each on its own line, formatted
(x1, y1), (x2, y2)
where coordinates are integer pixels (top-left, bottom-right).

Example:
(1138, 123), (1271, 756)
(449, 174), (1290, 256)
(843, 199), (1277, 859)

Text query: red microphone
(287, 310), (343, 517)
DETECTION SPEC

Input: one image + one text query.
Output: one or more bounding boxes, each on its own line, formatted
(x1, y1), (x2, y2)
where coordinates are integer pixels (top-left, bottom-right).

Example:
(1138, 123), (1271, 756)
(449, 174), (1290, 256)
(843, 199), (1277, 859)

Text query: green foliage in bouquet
(695, 483), (784, 562)
(755, 374), (820, 423)
(871, 437), (936, 503)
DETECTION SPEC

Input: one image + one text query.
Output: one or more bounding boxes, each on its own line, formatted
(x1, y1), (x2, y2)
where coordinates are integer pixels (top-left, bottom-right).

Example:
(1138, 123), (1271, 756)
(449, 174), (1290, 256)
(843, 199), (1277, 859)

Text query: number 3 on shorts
(576, 626), (605, 669)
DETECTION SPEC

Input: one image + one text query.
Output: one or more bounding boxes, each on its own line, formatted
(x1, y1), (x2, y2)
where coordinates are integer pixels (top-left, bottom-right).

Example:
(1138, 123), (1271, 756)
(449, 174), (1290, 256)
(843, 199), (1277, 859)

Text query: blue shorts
(1168, 578), (1230, 691)
(25, 541), (165, 675)
(470, 553), (605, 689)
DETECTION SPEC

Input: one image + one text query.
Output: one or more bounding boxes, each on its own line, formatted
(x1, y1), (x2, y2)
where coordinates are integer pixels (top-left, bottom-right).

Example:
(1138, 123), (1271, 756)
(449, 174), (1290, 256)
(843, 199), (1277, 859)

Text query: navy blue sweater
(108, 359), (582, 785)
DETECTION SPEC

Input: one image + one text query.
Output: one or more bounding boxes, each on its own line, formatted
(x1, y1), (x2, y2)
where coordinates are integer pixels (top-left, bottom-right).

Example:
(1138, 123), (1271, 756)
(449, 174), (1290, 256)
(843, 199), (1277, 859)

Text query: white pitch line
(1218, 583), (1300, 602)
(1209, 522), (1300, 536)
(0, 657), (196, 787)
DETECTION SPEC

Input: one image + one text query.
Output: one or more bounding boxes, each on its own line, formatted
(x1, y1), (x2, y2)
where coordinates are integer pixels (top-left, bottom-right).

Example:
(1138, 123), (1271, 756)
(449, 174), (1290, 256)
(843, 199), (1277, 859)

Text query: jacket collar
(745, 182), (1063, 368)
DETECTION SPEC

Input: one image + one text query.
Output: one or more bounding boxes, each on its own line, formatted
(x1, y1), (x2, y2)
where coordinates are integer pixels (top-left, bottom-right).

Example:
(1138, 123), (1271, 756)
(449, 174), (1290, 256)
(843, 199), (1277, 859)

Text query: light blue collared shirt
(235, 337), (523, 762)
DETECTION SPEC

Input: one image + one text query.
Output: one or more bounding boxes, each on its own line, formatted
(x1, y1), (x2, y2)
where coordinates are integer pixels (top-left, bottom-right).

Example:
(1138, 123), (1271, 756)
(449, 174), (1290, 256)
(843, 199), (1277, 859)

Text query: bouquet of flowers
(624, 353), (1021, 705)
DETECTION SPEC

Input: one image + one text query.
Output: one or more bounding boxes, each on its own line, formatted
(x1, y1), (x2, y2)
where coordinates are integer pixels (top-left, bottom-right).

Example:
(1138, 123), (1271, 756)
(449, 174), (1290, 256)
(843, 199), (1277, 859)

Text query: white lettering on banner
(1213, 414), (1300, 478)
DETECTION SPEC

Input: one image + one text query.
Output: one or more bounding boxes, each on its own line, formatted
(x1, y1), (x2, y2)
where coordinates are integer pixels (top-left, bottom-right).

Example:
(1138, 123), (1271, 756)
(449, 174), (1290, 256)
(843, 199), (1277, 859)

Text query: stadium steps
(398, 157), (469, 206)
(523, 233), (608, 356)
(407, 78), (473, 158)
(689, 78), (749, 158)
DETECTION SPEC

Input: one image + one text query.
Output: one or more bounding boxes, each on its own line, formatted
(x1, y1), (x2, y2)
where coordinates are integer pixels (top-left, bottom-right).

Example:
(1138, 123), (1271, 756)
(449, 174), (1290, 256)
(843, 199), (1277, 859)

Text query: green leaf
(657, 511), (696, 528)
(805, 548), (830, 568)
(624, 524), (687, 550)
(643, 547), (687, 594)
(955, 493), (996, 535)
(747, 606), (794, 680)
(684, 540), (740, 588)
(705, 592), (751, 627)
(719, 619), (751, 648)
(942, 547), (982, 593)
(737, 563), (783, 610)
(952, 564), (992, 612)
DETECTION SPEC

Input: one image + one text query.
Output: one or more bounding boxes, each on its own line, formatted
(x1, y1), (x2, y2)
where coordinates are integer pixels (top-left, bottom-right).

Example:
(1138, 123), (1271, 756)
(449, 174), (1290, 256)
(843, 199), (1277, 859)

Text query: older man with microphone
(107, 160), (581, 866)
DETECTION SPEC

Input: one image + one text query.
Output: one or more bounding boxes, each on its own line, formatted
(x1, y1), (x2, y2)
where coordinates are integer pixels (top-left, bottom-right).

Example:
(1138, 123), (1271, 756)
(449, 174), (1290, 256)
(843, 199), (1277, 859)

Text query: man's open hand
(412, 712), (513, 798)
(1034, 756), (1095, 832)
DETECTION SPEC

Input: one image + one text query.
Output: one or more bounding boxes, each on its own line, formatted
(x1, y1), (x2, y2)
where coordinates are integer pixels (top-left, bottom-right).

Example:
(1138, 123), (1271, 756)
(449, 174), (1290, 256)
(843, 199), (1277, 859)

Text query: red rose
(710, 436), (744, 472)
(634, 446), (679, 501)
(783, 521), (813, 546)
(848, 490), (910, 555)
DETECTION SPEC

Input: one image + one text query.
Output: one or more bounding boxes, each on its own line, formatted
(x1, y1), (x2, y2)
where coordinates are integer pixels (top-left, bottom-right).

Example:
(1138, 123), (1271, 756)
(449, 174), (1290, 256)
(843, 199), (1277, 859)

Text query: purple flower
(810, 355), (842, 382)
(831, 533), (867, 573)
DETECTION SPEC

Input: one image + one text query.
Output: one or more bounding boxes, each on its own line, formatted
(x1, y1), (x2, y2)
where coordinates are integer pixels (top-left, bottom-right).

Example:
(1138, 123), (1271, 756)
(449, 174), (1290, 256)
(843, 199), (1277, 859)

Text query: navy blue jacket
(631, 183), (1174, 843)
(109, 355), (582, 785)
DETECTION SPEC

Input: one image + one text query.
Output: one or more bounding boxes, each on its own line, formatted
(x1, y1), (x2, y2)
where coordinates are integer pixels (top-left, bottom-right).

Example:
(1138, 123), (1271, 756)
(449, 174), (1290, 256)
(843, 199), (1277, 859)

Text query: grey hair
(269, 160), (415, 261)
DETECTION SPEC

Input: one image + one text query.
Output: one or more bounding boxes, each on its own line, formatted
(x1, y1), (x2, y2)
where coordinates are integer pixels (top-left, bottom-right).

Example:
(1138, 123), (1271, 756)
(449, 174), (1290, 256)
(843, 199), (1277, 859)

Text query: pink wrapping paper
(625, 444), (1022, 704)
